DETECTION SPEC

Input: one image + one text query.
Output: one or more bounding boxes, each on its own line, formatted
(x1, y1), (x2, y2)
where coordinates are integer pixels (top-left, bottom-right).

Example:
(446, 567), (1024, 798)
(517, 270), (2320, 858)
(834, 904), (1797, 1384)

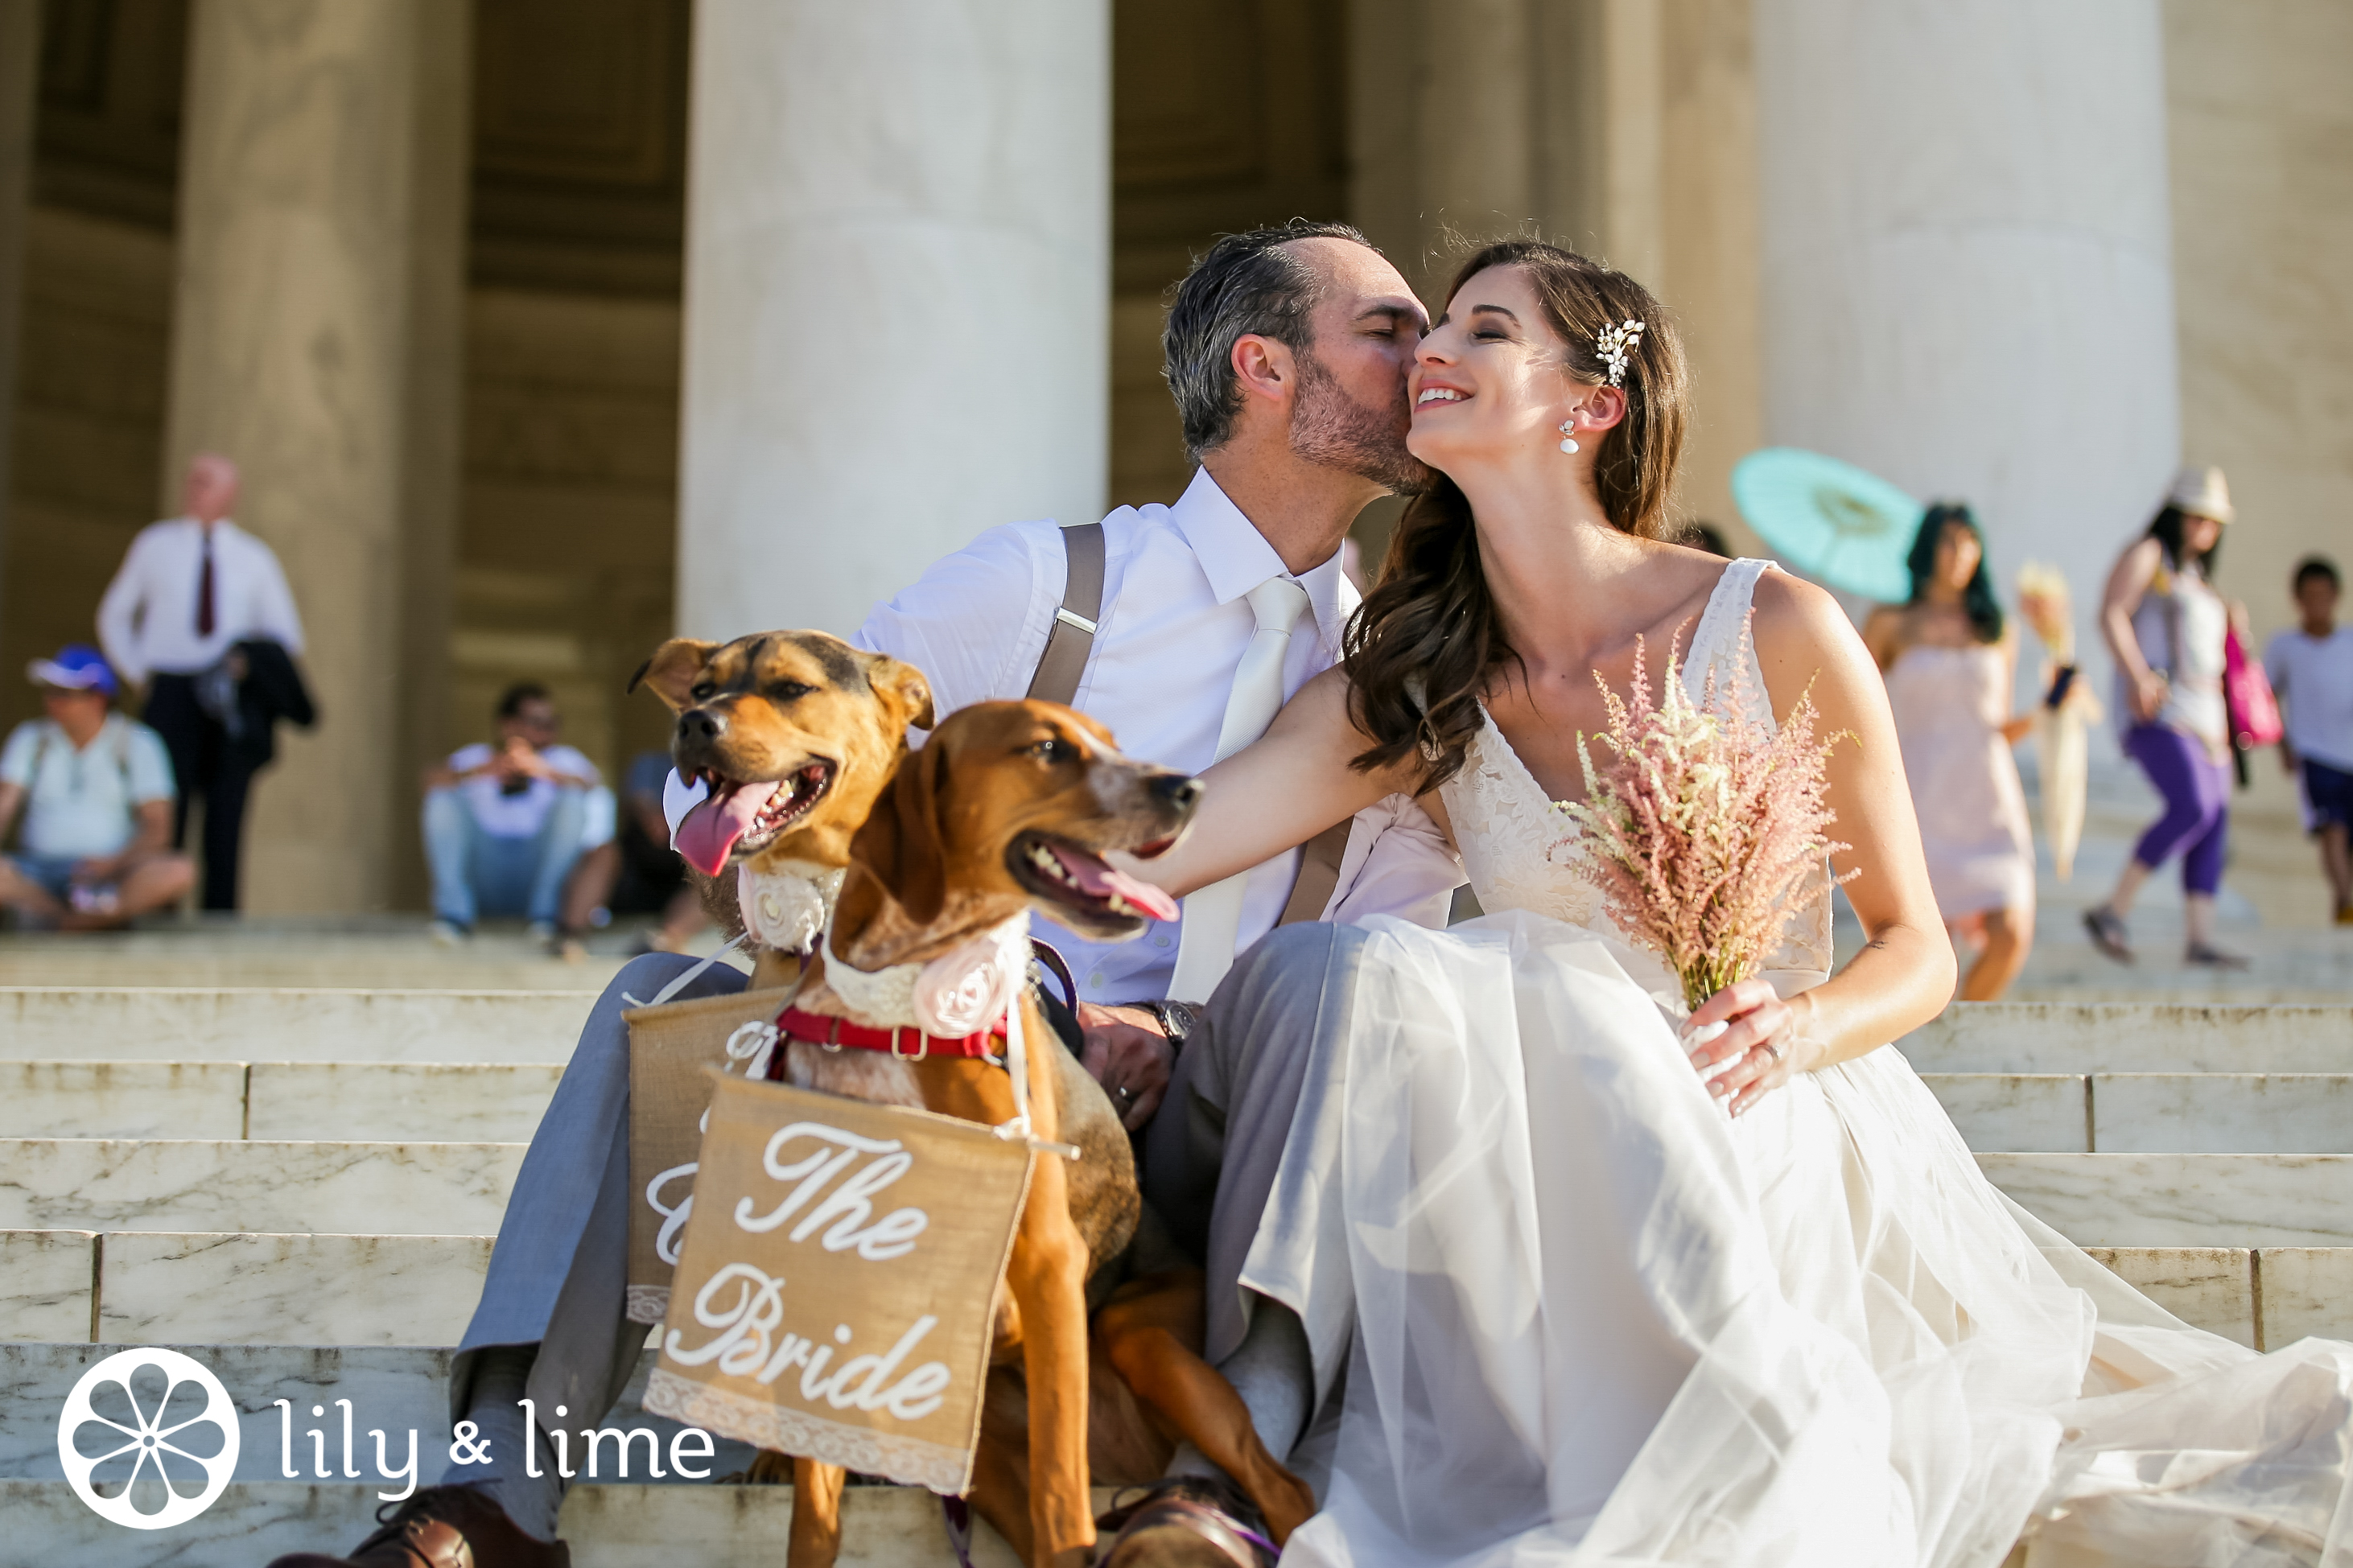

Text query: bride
(1130, 241), (2353, 1566)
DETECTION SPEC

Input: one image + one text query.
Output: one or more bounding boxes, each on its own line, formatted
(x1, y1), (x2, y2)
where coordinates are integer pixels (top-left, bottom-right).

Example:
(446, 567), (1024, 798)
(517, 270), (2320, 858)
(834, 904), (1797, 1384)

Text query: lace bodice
(1440, 558), (1835, 982)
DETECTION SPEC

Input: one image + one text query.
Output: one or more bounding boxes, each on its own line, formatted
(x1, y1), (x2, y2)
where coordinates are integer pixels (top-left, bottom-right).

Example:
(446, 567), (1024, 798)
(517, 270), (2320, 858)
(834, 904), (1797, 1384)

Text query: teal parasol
(1730, 448), (1926, 604)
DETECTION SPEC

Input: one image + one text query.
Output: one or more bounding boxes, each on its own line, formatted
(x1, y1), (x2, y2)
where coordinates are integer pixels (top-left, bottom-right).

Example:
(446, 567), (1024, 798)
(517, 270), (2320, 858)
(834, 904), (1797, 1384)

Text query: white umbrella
(2017, 562), (2100, 881)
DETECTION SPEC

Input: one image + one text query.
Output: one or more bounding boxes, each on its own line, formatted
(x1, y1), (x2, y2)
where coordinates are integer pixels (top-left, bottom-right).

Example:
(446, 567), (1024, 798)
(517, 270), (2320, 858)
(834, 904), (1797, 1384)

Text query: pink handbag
(2224, 624), (2285, 749)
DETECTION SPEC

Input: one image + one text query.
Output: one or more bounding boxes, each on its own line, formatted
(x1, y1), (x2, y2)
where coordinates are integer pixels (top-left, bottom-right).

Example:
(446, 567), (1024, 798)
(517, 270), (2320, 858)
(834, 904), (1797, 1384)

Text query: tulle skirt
(1242, 911), (2353, 1567)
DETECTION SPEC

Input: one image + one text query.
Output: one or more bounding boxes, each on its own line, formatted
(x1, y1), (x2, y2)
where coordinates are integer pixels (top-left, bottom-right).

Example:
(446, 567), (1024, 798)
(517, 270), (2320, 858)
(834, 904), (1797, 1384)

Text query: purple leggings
(2124, 724), (2231, 895)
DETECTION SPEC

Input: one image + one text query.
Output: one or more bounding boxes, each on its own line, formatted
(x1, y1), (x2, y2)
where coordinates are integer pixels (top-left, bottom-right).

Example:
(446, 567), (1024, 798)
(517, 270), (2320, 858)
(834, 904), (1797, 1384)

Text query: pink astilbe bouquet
(1556, 614), (1855, 1012)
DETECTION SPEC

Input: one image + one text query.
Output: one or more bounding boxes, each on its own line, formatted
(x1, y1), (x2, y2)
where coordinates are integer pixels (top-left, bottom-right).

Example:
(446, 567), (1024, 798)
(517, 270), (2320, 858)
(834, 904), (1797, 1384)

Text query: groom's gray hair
(1164, 220), (1377, 461)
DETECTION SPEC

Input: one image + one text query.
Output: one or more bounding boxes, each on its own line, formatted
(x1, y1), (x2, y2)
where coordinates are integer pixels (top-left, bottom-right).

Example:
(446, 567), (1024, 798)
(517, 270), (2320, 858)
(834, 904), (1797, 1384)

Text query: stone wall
(453, 288), (682, 790)
(2163, 0), (2352, 648)
(1110, 0), (1350, 513)
(0, 208), (175, 735)
(2161, 0), (2353, 886)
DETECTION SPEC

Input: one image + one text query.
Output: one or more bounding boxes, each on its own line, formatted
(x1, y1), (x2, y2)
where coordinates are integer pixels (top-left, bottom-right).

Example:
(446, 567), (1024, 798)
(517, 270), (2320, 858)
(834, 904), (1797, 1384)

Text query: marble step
(0, 1140), (521, 1236)
(1922, 1072), (2353, 1154)
(1980, 1153), (2353, 1247)
(3, 1478), (1028, 1567)
(0, 1061), (567, 1142)
(0, 1229), (497, 1347)
(0, 926), (635, 994)
(19, 1059), (2345, 1156)
(1899, 1001), (2353, 1074)
(0, 987), (597, 1064)
(11, 1219), (2347, 1354)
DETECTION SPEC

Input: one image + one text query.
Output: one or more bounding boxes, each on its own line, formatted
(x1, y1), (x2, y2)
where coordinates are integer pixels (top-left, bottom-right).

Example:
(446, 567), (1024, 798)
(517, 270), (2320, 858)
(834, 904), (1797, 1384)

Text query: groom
(269, 220), (1452, 1568)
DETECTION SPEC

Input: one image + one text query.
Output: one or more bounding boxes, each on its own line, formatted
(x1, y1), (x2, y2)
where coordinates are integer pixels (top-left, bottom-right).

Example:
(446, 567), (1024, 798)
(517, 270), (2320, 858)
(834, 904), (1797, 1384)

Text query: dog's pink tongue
(1053, 846), (1181, 922)
(673, 781), (779, 877)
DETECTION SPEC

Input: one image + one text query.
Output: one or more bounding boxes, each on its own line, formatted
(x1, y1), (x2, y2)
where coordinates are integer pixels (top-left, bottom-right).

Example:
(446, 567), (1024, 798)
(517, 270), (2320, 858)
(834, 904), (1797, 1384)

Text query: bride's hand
(1683, 980), (1825, 1117)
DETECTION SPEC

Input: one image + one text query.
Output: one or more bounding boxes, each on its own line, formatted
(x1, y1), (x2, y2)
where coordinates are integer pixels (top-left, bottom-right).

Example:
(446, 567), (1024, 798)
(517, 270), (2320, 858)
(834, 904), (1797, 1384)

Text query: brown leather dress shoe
(1096, 1475), (1280, 1568)
(265, 1485), (570, 1568)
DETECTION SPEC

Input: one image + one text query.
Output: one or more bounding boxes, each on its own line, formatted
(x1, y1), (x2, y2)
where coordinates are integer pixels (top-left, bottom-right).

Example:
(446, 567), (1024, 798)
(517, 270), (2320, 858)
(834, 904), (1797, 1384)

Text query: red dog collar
(776, 1005), (1004, 1063)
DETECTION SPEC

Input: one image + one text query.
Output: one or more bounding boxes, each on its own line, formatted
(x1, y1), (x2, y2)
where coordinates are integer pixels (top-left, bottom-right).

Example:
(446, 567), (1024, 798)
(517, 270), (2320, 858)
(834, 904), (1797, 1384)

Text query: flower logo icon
(58, 1348), (241, 1530)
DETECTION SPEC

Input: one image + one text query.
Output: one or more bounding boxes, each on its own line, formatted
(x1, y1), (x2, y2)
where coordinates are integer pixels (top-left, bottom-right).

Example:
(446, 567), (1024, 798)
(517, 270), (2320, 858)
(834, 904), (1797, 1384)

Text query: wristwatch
(1139, 999), (1201, 1051)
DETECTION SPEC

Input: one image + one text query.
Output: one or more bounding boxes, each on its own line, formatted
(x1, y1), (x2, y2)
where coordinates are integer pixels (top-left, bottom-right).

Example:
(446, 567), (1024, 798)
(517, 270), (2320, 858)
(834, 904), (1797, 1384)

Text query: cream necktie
(1167, 576), (1312, 1002)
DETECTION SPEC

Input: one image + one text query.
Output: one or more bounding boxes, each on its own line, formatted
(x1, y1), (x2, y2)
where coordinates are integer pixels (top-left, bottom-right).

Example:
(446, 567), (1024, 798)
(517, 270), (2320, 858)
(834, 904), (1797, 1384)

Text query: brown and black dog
(783, 700), (1312, 1568)
(628, 629), (932, 987)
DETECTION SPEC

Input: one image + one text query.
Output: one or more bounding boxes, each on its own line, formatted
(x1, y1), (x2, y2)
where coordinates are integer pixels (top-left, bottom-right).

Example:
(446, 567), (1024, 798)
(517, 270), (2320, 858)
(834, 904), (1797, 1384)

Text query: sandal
(1095, 1475), (1279, 1567)
(2184, 941), (2251, 970)
(2082, 906), (2133, 964)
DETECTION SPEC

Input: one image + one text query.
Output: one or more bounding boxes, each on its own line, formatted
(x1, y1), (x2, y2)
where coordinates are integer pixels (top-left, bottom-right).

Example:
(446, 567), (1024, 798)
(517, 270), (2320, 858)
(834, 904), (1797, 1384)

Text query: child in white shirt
(2264, 556), (2353, 923)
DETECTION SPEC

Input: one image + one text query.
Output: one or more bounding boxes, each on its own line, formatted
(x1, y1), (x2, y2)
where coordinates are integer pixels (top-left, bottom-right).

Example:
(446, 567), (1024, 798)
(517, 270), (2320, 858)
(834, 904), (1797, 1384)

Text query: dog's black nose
(681, 709), (727, 743)
(1152, 772), (1205, 810)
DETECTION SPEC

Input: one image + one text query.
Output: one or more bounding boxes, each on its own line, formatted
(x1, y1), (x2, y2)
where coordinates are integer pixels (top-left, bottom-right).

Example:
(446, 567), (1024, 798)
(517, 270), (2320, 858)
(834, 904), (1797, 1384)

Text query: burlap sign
(623, 984), (800, 1325)
(640, 1071), (1034, 1495)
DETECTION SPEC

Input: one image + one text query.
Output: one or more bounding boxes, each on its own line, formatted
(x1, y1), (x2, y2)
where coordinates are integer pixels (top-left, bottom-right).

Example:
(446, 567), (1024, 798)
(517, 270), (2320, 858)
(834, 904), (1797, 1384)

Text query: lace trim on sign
(641, 1366), (973, 1495)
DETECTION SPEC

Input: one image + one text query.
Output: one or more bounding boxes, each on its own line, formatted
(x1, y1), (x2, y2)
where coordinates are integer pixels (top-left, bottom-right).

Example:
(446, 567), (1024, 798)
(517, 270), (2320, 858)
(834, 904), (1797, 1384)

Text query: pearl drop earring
(1558, 419), (1580, 455)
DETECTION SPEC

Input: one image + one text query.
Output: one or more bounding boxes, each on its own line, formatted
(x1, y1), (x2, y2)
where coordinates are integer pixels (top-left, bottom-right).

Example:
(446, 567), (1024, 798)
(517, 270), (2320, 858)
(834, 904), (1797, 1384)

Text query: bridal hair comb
(1595, 319), (1646, 388)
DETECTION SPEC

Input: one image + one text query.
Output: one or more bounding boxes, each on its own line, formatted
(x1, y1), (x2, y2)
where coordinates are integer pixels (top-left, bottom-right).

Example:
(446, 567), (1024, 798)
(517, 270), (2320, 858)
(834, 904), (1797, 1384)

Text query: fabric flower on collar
(738, 862), (843, 954)
(912, 916), (1031, 1038)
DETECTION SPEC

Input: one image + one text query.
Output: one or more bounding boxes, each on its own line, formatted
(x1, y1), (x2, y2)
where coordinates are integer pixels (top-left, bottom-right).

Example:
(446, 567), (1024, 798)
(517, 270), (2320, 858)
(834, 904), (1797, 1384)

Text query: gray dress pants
(443, 953), (747, 1519)
(1141, 922), (1370, 1367)
(443, 924), (1368, 1524)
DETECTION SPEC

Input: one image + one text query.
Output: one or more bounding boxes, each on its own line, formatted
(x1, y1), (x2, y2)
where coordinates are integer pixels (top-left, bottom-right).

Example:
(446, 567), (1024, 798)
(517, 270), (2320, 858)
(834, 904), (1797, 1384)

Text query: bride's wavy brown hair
(1345, 241), (1688, 788)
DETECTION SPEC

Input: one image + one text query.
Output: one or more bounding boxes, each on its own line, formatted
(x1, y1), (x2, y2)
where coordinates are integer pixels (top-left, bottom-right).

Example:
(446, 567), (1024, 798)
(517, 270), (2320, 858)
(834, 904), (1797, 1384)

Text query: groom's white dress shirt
(857, 468), (1462, 1004)
(666, 467), (1463, 1005)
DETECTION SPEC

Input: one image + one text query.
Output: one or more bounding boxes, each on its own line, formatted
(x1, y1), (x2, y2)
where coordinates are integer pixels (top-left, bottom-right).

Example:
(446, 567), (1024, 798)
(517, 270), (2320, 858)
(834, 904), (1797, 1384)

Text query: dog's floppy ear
(864, 652), (936, 735)
(847, 738), (950, 927)
(631, 639), (719, 710)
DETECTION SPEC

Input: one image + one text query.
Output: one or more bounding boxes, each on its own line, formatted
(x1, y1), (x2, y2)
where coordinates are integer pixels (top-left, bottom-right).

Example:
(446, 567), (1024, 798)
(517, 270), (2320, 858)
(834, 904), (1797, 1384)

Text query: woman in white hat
(2083, 465), (2246, 967)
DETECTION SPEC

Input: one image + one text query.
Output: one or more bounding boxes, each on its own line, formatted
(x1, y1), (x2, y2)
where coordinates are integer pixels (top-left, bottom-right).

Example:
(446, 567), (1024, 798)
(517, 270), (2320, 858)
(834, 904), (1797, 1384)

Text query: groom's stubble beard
(1288, 346), (1434, 497)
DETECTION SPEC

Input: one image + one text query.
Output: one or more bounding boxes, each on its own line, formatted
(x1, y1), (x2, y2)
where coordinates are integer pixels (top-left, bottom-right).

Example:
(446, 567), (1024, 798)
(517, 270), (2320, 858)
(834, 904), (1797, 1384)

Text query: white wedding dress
(1243, 560), (2353, 1568)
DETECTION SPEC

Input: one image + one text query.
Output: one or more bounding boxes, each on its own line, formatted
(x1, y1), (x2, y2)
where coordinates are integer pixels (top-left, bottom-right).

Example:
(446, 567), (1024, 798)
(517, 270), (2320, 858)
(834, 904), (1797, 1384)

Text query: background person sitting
(422, 683), (600, 945)
(0, 646), (195, 929)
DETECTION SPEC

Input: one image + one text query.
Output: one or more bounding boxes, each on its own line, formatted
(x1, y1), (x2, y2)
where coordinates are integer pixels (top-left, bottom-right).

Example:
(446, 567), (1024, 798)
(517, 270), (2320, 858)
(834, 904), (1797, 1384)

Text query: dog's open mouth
(1010, 833), (1181, 930)
(673, 760), (835, 876)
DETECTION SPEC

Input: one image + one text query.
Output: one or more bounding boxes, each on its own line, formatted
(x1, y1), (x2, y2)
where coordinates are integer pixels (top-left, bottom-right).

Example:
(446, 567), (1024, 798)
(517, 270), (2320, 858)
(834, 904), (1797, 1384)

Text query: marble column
(1346, 0), (1661, 299)
(162, 0), (470, 913)
(0, 0), (38, 633)
(675, 0), (1108, 643)
(1754, 0), (2178, 652)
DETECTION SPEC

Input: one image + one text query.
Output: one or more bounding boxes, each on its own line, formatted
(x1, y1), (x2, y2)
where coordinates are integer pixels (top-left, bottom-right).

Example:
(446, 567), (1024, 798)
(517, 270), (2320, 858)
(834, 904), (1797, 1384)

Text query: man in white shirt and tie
(847, 236), (1458, 1063)
(292, 223), (1453, 1568)
(97, 453), (305, 910)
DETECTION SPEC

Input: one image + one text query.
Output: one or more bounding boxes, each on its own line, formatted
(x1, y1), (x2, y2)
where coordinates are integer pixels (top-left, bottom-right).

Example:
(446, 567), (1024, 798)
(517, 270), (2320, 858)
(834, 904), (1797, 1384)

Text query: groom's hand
(1077, 1002), (1173, 1131)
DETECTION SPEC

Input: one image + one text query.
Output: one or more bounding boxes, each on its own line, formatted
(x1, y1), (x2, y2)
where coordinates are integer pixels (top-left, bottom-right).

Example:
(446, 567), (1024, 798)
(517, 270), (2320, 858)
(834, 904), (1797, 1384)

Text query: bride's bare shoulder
(1746, 567), (1881, 705)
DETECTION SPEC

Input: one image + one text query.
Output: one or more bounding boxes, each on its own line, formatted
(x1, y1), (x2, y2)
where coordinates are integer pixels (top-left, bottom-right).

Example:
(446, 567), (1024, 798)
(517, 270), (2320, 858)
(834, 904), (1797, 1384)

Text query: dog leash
(620, 932), (749, 1009)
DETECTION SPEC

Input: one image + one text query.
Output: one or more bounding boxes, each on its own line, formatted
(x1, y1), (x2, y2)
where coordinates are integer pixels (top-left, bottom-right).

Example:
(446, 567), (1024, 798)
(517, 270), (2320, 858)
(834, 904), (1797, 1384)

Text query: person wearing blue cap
(0, 644), (195, 928)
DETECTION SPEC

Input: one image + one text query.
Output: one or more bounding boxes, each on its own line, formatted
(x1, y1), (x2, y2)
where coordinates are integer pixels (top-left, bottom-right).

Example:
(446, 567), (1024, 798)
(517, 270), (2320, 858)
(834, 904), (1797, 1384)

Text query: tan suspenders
(1024, 521), (1350, 927)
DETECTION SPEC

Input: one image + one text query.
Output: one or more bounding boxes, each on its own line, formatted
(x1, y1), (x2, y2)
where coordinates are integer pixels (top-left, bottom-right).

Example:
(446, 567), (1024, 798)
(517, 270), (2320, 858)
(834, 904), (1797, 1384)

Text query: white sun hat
(2167, 465), (2235, 525)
